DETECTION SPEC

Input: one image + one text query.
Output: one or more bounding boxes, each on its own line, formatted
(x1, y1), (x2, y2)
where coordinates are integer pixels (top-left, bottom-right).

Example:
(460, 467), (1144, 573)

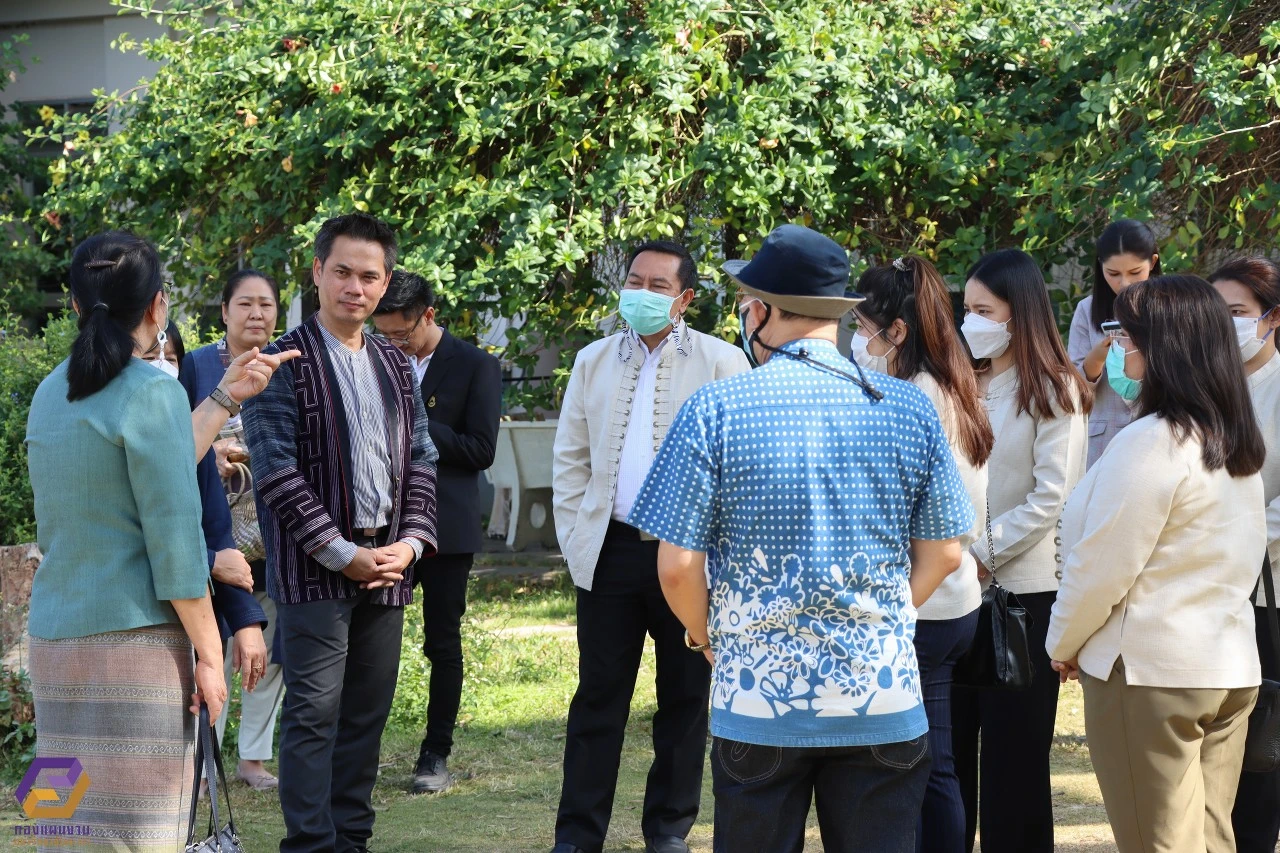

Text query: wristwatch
(683, 629), (711, 653)
(209, 385), (241, 417)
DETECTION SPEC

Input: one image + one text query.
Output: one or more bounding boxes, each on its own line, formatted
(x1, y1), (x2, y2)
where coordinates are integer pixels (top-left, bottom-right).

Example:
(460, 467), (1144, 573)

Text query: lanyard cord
(754, 335), (885, 401)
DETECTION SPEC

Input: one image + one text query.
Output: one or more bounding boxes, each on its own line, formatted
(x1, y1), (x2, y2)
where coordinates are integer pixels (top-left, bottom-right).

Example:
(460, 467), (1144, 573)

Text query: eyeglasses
(371, 311), (424, 347)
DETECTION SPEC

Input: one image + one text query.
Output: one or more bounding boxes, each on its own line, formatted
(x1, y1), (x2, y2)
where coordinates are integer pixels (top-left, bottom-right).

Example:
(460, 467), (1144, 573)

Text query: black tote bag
(1244, 553), (1280, 774)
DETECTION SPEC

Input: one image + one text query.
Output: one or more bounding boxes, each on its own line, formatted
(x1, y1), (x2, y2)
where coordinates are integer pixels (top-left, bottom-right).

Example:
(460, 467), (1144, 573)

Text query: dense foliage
(20, 0), (1280, 411)
(0, 35), (63, 321)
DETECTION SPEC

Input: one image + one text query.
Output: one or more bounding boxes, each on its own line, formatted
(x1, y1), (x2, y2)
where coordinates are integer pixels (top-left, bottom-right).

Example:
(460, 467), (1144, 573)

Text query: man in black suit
(372, 269), (503, 793)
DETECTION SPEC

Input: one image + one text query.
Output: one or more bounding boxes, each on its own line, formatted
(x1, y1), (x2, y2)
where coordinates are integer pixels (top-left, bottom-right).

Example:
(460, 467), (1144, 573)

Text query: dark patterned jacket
(242, 315), (438, 606)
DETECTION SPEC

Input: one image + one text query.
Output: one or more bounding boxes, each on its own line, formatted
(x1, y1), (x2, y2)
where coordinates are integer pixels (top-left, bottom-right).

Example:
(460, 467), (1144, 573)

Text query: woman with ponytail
(852, 255), (993, 853)
(24, 232), (293, 846)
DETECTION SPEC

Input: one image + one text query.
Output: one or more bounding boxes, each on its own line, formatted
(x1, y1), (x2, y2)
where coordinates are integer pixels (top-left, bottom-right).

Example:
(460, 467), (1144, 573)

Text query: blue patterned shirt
(629, 339), (974, 747)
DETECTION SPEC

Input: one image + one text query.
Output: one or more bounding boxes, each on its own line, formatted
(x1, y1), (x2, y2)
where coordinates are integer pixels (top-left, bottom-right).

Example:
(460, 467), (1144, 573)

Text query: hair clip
(892, 257), (910, 273)
(84, 258), (120, 270)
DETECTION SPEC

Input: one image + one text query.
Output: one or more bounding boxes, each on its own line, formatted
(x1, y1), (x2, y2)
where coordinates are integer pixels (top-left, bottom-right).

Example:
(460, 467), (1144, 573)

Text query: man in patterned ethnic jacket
(242, 213), (438, 853)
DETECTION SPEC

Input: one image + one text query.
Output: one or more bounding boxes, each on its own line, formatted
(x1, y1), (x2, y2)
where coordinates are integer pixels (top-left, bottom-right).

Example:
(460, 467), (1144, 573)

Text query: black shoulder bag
(1244, 553), (1280, 773)
(186, 703), (244, 853)
(952, 501), (1036, 689)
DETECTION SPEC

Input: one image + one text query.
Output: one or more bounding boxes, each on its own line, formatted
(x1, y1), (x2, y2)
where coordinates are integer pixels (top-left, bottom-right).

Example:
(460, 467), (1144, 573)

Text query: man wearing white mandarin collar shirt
(550, 241), (750, 853)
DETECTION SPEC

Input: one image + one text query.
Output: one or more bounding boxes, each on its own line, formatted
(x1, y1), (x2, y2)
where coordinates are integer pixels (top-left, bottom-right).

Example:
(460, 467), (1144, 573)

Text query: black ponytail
(66, 232), (163, 401)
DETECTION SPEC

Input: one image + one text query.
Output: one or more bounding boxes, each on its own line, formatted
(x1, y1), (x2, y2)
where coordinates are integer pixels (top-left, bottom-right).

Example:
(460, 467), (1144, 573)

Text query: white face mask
(148, 357), (179, 380)
(1234, 312), (1274, 361)
(850, 329), (892, 373)
(961, 313), (1012, 359)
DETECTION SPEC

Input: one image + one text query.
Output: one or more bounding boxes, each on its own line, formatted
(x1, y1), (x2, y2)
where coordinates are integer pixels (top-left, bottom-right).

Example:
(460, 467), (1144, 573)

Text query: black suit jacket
(419, 328), (503, 555)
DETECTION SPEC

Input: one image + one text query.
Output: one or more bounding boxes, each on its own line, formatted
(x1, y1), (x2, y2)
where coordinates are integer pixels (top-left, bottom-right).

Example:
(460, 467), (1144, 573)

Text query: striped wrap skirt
(27, 624), (195, 851)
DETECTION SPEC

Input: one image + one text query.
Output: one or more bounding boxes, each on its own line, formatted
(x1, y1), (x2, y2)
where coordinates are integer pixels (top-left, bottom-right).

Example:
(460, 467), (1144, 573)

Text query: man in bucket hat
(628, 224), (975, 852)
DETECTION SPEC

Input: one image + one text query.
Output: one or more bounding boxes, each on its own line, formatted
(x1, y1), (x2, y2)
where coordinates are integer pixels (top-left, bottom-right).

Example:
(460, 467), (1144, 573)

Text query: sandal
(235, 767), (278, 790)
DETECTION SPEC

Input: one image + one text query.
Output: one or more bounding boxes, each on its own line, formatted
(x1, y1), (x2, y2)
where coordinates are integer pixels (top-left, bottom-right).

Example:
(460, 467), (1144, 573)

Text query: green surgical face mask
(1105, 340), (1142, 402)
(618, 289), (677, 336)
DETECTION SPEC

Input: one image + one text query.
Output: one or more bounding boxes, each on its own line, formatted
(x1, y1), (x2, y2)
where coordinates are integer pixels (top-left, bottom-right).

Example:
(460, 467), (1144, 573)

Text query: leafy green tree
(0, 34), (64, 322)
(30, 0), (1280, 408)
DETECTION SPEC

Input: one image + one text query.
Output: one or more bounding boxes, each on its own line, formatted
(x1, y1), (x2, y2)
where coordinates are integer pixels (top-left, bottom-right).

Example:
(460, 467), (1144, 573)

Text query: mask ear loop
(1261, 307), (1277, 342)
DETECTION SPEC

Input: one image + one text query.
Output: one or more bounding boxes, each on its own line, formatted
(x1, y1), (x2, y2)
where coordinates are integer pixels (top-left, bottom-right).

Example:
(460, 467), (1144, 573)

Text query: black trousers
(554, 521), (711, 853)
(419, 552), (474, 757)
(952, 590), (1060, 853)
(1232, 604), (1280, 853)
(711, 735), (931, 853)
(276, 586), (404, 853)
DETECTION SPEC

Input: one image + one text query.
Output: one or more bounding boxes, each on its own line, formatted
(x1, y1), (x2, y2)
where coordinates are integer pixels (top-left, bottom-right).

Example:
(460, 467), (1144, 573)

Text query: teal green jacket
(26, 359), (210, 639)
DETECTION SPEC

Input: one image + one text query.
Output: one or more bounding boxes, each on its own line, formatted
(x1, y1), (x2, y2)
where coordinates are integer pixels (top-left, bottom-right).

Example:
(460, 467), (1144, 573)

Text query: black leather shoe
(645, 837), (690, 853)
(411, 746), (454, 794)
(549, 844), (587, 853)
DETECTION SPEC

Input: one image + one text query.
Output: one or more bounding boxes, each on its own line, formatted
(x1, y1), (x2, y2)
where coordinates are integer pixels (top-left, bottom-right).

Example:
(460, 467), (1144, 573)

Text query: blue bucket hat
(722, 224), (863, 320)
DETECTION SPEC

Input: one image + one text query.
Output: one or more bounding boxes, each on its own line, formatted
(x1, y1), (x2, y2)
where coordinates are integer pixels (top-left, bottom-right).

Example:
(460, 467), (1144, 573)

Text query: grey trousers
(275, 590), (404, 853)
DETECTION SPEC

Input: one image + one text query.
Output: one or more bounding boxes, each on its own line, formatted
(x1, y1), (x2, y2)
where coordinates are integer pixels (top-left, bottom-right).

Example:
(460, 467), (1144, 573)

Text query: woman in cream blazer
(953, 249), (1091, 853)
(1048, 275), (1265, 853)
(1209, 257), (1280, 853)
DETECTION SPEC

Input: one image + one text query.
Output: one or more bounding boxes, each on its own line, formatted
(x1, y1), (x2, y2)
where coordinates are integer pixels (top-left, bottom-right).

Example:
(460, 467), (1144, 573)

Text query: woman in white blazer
(1048, 274), (1265, 853)
(1208, 257), (1280, 853)
(850, 255), (993, 853)
(953, 248), (1091, 853)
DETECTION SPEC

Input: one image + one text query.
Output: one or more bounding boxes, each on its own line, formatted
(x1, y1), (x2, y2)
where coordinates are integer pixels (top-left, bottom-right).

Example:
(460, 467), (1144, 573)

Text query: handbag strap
(1263, 553), (1280, 664)
(186, 704), (238, 850)
(224, 462), (253, 500)
(984, 499), (998, 580)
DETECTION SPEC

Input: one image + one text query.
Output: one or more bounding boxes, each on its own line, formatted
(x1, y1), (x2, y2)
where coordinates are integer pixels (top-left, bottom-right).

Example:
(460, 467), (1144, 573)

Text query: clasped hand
(1051, 657), (1080, 683)
(341, 542), (415, 590)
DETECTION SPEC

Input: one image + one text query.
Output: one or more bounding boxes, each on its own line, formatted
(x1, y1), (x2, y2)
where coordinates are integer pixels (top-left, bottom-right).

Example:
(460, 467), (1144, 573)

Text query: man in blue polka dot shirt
(629, 224), (975, 852)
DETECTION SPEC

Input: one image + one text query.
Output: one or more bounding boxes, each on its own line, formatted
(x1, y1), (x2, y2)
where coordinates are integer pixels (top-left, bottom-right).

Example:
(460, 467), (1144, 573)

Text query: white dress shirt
(612, 337), (668, 521)
(411, 352), (432, 386)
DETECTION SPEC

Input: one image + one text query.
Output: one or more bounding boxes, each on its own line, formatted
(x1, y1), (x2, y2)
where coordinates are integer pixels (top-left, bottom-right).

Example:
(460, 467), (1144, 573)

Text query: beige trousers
(1083, 657), (1258, 853)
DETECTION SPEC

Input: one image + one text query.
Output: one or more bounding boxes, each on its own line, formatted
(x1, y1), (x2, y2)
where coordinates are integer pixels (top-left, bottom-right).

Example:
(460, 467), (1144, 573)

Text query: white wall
(0, 1), (162, 107)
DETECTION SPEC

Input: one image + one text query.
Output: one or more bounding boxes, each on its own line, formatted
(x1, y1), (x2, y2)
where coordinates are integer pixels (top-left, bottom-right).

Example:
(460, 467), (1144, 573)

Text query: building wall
(0, 2), (163, 109)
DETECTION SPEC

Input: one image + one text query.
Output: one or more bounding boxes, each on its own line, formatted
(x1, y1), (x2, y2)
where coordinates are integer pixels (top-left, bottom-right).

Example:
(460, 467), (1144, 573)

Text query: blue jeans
(710, 735), (931, 853)
(914, 611), (979, 853)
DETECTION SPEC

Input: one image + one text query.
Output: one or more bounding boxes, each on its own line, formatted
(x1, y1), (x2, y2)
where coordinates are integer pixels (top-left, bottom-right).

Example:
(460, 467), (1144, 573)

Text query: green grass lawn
(0, 573), (1170, 851)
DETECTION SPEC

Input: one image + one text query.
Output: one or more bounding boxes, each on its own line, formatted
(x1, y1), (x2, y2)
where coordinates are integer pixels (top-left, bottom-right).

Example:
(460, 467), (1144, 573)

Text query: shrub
(0, 665), (36, 779)
(0, 314), (75, 544)
(24, 0), (1280, 410)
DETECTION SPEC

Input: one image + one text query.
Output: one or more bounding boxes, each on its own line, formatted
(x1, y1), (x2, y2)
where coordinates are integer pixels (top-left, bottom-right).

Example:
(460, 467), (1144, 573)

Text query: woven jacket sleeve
(241, 354), (347, 567)
(398, 379), (439, 557)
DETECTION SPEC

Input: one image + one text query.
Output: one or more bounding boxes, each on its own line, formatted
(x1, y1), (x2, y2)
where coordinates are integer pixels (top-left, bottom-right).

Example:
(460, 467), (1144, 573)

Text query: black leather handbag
(1243, 553), (1280, 774)
(186, 704), (244, 853)
(952, 502), (1036, 690)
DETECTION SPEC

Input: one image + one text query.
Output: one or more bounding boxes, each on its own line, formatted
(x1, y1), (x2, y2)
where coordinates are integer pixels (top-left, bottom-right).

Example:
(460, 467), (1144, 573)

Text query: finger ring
(253, 665), (264, 673)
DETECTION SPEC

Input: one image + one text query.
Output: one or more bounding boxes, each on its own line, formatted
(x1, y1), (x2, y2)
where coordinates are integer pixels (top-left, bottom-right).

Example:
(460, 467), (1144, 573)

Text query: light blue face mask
(618, 288), (677, 336)
(1105, 340), (1142, 402)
